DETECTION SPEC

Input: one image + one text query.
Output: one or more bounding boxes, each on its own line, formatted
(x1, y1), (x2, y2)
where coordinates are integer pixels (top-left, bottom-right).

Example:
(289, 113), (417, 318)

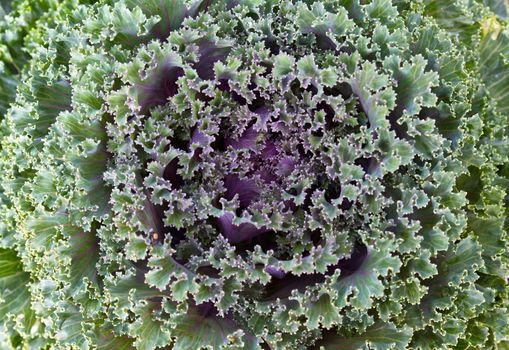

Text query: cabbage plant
(0, 0), (508, 349)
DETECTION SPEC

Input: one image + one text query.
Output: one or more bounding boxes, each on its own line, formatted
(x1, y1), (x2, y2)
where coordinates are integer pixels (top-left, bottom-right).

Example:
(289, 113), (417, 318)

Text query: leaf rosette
(0, 0), (508, 349)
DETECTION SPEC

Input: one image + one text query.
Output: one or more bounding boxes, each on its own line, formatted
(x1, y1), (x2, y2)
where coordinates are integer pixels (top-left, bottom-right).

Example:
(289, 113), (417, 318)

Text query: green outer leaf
(171, 307), (261, 350)
(0, 248), (34, 346)
(67, 229), (101, 295)
(96, 331), (136, 350)
(314, 321), (412, 350)
(479, 27), (509, 114)
(129, 302), (172, 350)
(330, 240), (401, 310)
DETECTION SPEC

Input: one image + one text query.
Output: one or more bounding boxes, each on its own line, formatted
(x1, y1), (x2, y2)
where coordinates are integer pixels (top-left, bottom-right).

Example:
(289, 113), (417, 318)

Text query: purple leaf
(265, 265), (286, 279)
(163, 157), (184, 189)
(194, 40), (231, 80)
(224, 174), (260, 208)
(136, 57), (184, 112)
(251, 105), (272, 131)
(225, 126), (258, 150)
(260, 140), (278, 159)
(216, 212), (269, 244)
(276, 156), (296, 177)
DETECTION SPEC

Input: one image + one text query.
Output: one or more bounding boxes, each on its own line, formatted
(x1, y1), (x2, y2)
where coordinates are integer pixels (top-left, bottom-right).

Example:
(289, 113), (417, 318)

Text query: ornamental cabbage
(0, 0), (508, 349)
